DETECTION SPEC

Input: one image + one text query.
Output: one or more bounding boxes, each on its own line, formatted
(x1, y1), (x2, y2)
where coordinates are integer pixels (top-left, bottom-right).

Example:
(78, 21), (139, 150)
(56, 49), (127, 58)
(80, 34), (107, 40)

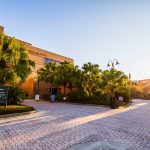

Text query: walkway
(0, 99), (150, 150)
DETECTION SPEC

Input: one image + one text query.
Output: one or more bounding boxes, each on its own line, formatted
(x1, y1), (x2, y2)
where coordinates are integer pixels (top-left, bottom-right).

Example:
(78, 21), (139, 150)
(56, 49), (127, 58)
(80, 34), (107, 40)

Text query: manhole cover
(68, 141), (138, 150)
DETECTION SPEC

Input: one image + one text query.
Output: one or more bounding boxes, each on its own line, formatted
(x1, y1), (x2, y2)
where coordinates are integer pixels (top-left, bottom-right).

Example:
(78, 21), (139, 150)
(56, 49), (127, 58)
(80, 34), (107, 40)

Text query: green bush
(0, 105), (35, 115)
(67, 90), (88, 102)
(66, 90), (129, 107)
(141, 93), (150, 100)
(67, 90), (110, 105)
(115, 88), (130, 103)
(42, 94), (49, 100)
(55, 93), (63, 101)
(8, 87), (26, 104)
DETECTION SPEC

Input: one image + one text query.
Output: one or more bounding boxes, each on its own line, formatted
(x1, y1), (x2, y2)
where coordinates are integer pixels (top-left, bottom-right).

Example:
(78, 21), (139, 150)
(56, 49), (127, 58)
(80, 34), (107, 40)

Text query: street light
(107, 59), (120, 109)
(128, 73), (132, 100)
(129, 73), (131, 80)
(107, 59), (120, 69)
(35, 70), (40, 101)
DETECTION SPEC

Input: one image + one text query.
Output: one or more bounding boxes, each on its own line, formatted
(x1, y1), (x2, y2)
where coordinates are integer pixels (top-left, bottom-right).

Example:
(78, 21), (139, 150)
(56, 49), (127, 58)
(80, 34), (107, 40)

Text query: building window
(44, 58), (60, 64)
(44, 58), (53, 63)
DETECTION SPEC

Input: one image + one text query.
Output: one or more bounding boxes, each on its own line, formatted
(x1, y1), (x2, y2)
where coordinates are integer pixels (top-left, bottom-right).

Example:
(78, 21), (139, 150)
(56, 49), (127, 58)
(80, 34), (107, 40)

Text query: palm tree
(82, 62), (102, 96)
(0, 33), (35, 85)
(57, 61), (76, 95)
(37, 62), (58, 96)
(102, 68), (129, 97)
(72, 68), (83, 90)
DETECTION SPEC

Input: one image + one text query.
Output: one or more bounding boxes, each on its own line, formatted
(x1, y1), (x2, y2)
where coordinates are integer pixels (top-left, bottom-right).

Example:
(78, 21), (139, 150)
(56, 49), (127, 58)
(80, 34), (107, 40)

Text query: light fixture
(116, 60), (119, 65)
(107, 63), (111, 67)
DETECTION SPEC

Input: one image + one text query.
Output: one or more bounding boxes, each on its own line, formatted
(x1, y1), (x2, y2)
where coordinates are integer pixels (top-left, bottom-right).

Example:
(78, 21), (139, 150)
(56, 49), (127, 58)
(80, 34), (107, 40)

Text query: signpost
(0, 86), (9, 108)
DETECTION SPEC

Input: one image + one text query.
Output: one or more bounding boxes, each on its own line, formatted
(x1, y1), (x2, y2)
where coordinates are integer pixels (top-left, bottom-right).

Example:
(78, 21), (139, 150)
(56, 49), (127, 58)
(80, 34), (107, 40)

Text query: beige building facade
(0, 26), (73, 98)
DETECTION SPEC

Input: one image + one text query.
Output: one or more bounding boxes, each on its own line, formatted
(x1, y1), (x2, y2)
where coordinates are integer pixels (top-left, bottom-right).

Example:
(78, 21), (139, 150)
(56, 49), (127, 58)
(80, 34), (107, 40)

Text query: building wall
(0, 26), (73, 98)
(0, 26), (4, 33)
(20, 42), (73, 98)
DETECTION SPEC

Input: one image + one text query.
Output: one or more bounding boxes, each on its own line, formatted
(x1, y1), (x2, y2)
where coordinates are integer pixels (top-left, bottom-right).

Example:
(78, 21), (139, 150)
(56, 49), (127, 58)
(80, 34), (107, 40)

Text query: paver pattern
(0, 99), (150, 150)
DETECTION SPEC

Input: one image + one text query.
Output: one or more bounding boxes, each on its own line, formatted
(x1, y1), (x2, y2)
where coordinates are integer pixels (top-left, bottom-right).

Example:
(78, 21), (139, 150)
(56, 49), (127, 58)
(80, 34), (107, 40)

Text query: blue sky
(0, 0), (150, 80)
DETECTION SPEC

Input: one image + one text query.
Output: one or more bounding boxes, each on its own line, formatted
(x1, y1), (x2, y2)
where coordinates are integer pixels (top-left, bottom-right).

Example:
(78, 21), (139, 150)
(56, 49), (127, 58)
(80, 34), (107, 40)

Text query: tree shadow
(1, 100), (150, 150)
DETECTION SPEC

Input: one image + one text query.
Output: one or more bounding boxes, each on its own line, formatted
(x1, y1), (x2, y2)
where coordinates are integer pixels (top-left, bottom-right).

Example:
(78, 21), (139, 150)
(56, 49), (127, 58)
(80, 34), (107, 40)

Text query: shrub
(67, 90), (129, 107)
(67, 90), (110, 105)
(42, 94), (49, 100)
(8, 87), (26, 104)
(55, 93), (63, 101)
(142, 93), (150, 100)
(67, 90), (88, 102)
(115, 87), (130, 103)
(0, 105), (35, 115)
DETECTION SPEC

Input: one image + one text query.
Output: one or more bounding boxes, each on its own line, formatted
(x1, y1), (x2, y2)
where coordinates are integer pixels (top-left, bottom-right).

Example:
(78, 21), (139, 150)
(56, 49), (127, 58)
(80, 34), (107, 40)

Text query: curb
(57, 101), (131, 109)
(119, 103), (131, 109)
(56, 101), (110, 108)
(0, 110), (36, 119)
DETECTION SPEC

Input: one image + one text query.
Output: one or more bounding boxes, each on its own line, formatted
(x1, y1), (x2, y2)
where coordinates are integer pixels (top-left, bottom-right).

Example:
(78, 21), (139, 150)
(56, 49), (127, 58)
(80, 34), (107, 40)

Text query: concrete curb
(0, 110), (36, 119)
(56, 101), (110, 108)
(118, 102), (132, 109)
(57, 101), (131, 109)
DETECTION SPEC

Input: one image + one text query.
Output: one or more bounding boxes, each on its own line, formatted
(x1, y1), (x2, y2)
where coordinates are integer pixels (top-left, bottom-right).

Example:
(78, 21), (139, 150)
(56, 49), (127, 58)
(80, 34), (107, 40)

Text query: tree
(72, 68), (83, 90)
(102, 68), (129, 98)
(57, 61), (77, 95)
(0, 33), (35, 85)
(82, 62), (102, 96)
(129, 82), (144, 99)
(37, 62), (58, 96)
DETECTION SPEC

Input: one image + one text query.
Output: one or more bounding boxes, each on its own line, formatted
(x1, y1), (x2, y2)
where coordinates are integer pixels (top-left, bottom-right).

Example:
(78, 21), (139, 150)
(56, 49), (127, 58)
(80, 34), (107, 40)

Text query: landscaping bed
(0, 105), (35, 115)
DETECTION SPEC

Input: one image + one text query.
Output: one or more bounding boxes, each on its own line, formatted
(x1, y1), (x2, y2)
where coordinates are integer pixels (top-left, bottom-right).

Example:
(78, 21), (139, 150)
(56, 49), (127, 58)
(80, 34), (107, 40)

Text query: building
(138, 79), (150, 93)
(0, 26), (73, 98)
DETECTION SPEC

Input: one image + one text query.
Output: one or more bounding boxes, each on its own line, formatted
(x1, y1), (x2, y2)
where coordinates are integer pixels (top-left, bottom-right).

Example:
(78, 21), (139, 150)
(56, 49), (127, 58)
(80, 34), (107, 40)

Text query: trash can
(35, 94), (40, 101)
(110, 97), (118, 109)
(50, 95), (55, 102)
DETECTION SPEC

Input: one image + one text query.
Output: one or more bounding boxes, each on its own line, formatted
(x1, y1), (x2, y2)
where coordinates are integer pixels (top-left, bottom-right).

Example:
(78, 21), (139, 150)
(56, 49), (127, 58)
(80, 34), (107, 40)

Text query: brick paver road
(0, 99), (150, 150)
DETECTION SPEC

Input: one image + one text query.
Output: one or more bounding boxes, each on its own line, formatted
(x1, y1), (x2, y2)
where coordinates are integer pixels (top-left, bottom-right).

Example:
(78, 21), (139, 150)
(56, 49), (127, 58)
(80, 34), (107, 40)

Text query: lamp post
(128, 73), (132, 86)
(107, 59), (120, 108)
(35, 71), (40, 101)
(129, 73), (131, 80)
(107, 59), (120, 69)
(129, 73), (132, 100)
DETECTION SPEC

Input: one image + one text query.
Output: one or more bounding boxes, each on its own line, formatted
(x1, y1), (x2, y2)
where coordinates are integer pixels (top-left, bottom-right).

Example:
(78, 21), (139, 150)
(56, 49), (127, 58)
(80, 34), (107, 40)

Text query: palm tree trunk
(37, 78), (39, 94)
(64, 83), (66, 95)
(50, 82), (52, 96)
(69, 83), (72, 91)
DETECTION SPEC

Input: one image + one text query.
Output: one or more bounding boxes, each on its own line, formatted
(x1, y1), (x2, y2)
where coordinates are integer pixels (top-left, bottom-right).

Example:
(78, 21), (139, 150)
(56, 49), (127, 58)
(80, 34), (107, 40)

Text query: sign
(0, 86), (9, 104)
(119, 96), (124, 102)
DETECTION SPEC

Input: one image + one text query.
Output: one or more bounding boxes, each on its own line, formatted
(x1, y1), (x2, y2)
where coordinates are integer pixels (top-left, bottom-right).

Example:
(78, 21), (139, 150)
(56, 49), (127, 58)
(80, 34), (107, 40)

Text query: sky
(0, 0), (150, 80)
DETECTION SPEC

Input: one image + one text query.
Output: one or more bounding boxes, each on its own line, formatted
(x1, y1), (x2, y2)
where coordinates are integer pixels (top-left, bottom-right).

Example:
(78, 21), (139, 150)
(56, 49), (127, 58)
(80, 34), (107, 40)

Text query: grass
(0, 105), (35, 115)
